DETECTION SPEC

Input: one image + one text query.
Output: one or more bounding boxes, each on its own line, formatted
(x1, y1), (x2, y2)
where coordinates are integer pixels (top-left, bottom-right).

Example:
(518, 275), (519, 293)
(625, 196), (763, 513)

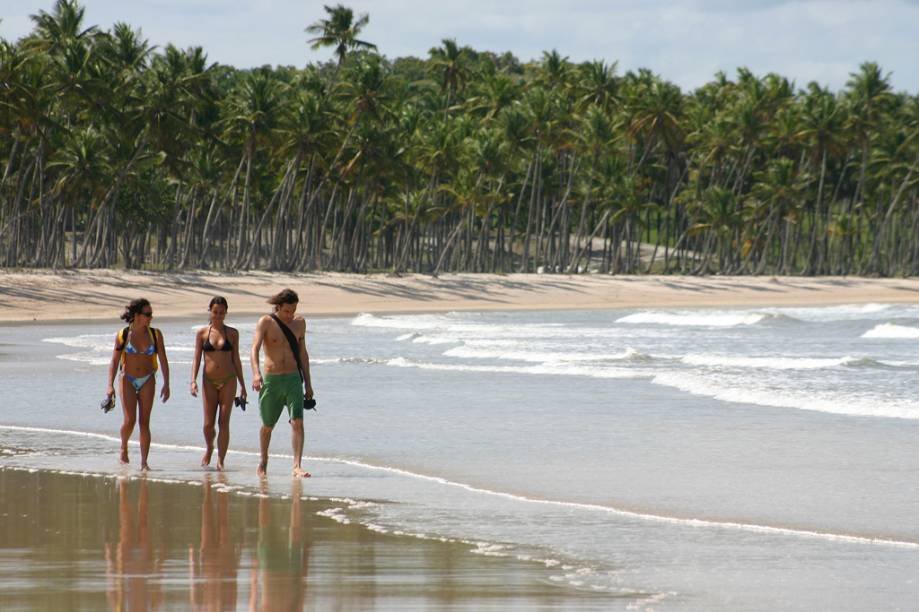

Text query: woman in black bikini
(105, 298), (170, 471)
(190, 297), (246, 470)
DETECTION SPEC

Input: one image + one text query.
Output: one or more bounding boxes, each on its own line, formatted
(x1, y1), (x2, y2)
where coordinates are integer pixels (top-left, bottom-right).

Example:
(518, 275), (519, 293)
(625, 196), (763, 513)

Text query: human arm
(230, 327), (247, 399)
(190, 328), (203, 397)
(106, 333), (122, 397)
(250, 317), (266, 392)
(156, 330), (170, 402)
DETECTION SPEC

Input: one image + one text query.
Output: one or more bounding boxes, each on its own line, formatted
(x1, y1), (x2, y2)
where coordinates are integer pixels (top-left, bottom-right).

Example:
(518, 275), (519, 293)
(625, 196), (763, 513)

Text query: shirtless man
(250, 289), (314, 478)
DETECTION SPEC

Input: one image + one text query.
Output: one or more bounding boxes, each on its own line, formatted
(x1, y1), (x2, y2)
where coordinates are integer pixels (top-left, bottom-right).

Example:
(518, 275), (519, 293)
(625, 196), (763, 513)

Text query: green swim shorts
(259, 372), (304, 427)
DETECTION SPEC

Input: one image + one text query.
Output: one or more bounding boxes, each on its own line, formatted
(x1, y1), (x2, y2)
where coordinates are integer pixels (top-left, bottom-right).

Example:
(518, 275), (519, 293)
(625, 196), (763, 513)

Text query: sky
(3, 0), (919, 93)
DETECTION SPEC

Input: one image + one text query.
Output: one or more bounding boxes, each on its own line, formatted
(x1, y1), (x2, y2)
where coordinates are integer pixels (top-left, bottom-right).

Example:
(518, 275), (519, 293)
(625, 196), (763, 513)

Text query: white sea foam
(43, 334), (112, 349)
(862, 323), (919, 339)
(385, 357), (640, 379)
(412, 334), (464, 345)
(444, 344), (645, 364)
(2, 424), (918, 550)
(650, 371), (919, 420)
(681, 354), (872, 370)
(42, 330), (238, 367)
(353, 312), (581, 342)
(616, 311), (771, 327)
(311, 357), (385, 365)
(352, 313), (449, 330)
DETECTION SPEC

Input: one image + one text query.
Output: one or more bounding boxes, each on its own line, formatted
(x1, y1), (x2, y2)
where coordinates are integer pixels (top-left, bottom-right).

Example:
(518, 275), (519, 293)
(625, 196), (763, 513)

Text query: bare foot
(257, 462), (267, 477)
(201, 447), (213, 468)
(120, 449), (129, 465)
(140, 463), (151, 472)
(216, 459), (225, 472)
(292, 467), (311, 478)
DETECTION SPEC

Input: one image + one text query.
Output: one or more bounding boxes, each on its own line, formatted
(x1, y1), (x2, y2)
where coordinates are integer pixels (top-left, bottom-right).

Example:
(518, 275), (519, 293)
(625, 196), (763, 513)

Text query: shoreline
(1, 269), (918, 323)
(0, 466), (620, 608)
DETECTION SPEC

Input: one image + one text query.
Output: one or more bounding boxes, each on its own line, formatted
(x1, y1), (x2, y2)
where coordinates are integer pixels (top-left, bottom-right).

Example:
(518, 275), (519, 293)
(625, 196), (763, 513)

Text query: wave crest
(862, 323), (919, 339)
(616, 311), (779, 327)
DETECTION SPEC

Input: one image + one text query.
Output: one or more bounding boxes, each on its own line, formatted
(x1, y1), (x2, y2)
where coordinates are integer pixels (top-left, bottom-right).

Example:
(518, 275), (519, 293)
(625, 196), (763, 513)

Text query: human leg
(137, 376), (156, 470)
(281, 375), (308, 478)
(215, 380), (235, 470)
(258, 426), (272, 477)
(201, 379), (219, 467)
(258, 375), (286, 476)
(119, 377), (138, 464)
(290, 419), (310, 478)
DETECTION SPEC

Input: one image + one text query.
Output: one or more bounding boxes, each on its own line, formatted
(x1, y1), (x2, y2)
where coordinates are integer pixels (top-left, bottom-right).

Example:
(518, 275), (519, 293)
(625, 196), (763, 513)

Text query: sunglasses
(140, 310), (153, 317)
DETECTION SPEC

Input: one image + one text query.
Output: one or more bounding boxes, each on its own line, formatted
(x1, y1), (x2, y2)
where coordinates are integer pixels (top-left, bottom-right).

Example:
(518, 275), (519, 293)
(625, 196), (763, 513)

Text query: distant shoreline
(1, 269), (917, 324)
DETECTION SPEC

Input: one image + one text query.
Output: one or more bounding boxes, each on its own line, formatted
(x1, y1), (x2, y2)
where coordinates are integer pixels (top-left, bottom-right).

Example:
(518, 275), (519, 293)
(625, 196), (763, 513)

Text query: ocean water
(3, 303), (919, 610)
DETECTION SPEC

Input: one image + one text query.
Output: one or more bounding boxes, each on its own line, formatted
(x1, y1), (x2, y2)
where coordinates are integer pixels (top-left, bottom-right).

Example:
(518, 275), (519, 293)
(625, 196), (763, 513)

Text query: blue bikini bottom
(125, 373), (154, 393)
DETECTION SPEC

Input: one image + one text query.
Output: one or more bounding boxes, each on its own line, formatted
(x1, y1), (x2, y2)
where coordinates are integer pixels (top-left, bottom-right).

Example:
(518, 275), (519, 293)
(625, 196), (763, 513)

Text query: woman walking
(190, 297), (246, 470)
(105, 298), (170, 470)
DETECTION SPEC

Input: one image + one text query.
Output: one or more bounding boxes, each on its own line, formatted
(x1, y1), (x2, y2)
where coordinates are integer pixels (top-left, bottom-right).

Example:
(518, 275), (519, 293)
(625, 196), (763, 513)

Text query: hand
(190, 381), (198, 397)
(305, 384), (314, 400)
(106, 385), (115, 398)
(161, 384), (171, 403)
(252, 374), (263, 392)
(239, 386), (248, 400)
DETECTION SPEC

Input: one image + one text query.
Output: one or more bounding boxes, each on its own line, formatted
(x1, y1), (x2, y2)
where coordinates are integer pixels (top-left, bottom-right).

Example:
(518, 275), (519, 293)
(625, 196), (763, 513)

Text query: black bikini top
(203, 326), (233, 352)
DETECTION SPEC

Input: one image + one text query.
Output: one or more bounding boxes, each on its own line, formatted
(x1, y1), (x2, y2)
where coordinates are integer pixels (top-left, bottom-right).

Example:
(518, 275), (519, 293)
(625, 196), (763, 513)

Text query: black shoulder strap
(117, 326), (130, 350)
(270, 314), (305, 385)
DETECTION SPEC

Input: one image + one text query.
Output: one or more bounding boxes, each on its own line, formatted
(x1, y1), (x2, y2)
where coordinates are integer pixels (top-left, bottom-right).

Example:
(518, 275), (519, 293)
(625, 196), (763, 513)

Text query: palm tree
(798, 84), (845, 273)
(306, 4), (376, 67)
(222, 68), (283, 267)
(844, 61), (893, 248)
(27, 0), (97, 55)
(428, 38), (472, 109)
(4, 2), (919, 276)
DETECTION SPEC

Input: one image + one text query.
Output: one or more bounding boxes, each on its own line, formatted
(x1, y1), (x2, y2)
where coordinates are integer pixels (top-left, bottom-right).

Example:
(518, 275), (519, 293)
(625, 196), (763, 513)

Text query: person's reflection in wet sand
(105, 477), (165, 611)
(189, 473), (241, 611)
(248, 479), (311, 611)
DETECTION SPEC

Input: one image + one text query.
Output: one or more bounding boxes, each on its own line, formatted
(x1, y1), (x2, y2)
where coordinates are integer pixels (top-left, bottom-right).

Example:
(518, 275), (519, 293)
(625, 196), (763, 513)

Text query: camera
(100, 395), (115, 413)
(234, 396), (247, 411)
(303, 398), (317, 411)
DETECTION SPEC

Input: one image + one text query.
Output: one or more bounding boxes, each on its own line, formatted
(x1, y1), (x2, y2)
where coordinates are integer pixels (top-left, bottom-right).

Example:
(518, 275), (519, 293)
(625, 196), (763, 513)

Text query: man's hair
(267, 288), (299, 310)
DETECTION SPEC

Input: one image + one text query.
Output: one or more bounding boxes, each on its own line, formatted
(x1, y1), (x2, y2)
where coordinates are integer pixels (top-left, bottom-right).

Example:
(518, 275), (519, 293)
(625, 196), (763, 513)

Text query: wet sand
(0, 467), (622, 611)
(1, 269), (918, 323)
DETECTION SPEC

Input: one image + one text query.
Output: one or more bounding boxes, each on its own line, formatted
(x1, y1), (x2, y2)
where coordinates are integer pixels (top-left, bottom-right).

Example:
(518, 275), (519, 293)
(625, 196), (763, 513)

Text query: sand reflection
(248, 479), (311, 611)
(189, 474), (242, 611)
(105, 477), (165, 611)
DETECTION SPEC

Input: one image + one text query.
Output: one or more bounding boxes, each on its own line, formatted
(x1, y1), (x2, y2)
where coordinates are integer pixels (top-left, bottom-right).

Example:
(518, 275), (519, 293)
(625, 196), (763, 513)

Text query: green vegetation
(2, 1), (918, 275)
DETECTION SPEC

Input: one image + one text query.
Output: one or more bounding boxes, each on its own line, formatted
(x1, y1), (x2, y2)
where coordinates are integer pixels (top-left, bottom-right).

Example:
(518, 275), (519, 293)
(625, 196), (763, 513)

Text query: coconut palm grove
(1, 1), (917, 275)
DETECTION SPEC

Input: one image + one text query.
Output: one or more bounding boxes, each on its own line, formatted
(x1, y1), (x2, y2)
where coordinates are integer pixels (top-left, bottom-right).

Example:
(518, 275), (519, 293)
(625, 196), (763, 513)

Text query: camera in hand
(100, 395), (115, 413)
(234, 396), (247, 411)
(303, 397), (317, 411)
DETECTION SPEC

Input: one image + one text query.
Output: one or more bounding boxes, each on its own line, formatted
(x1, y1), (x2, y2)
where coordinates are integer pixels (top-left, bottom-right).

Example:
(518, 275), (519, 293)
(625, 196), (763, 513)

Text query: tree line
(2, 1), (918, 275)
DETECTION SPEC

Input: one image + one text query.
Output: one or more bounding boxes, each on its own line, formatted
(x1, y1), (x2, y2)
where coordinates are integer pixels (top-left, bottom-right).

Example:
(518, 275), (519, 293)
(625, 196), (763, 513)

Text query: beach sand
(1, 269), (918, 322)
(0, 467), (617, 610)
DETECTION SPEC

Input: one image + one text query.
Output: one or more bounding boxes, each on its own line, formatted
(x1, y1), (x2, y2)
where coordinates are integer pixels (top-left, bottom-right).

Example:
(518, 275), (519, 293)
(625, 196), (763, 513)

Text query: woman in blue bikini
(105, 298), (170, 470)
(190, 296), (246, 470)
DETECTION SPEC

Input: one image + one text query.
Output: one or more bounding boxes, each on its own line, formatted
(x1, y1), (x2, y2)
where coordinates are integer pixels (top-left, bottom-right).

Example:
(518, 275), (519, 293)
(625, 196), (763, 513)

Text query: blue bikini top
(117, 326), (159, 370)
(125, 336), (156, 356)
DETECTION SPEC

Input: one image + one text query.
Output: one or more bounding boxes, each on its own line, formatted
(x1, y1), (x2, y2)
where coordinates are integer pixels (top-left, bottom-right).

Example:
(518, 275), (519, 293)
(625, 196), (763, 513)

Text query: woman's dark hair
(120, 298), (151, 323)
(267, 288), (299, 310)
(209, 296), (229, 311)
